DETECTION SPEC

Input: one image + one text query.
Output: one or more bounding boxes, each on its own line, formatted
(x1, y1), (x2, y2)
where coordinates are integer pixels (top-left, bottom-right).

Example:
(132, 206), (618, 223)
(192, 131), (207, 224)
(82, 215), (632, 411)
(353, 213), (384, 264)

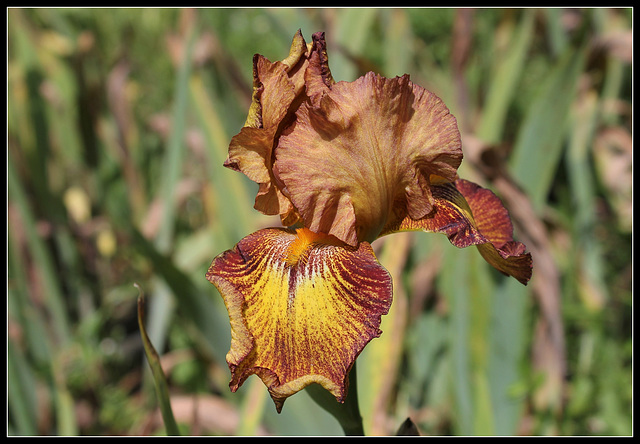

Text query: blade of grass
(8, 158), (71, 346)
(441, 247), (473, 435)
(131, 228), (231, 365)
(508, 44), (588, 211)
(382, 9), (413, 77)
(442, 244), (511, 436)
(358, 234), (411, 436)
(136, 284), (180, 436)
(262, 388), (343, 436)
(9, 11), (51, 209)
(51, 359), (78, 436)
(8, 231), (52, 366)
(155, 18), (197, 254)
(189, 74), (255, 245)
(332, 8), (378, 82)
(566, 89), (608, 311)
(306, 363), (365, 436)
(145, 13), (198, 377)
(403, 309), (448, 410)
(235, 377), (269, 436)
(543, 8), (569, 57)
(7, 338), (38, 435)
(477, 9), (534, 145)
(467, 251), (495, 436)
(487, 277), (528, 435)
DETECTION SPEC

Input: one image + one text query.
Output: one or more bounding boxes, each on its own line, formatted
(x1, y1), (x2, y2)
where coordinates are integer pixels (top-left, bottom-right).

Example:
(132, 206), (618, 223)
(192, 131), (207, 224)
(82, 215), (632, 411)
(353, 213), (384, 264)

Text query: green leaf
(477, 10), (534, 145)
(332, 8), (378, 82)
(487, 278), (528, 435)
(154, 24), (196, 254)
(136, 285), (180, 436)
(7, 339), (38, 435)
(131, 228), (231, 366)
(441, 242), (528, 436)
(509, 44), (588, 211)
(8, 158), (71, 346)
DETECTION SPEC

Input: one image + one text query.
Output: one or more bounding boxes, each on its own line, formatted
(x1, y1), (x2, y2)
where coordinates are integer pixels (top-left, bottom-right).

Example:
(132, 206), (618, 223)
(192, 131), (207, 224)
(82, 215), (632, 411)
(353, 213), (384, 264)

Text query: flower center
(285, 228), (343, 266)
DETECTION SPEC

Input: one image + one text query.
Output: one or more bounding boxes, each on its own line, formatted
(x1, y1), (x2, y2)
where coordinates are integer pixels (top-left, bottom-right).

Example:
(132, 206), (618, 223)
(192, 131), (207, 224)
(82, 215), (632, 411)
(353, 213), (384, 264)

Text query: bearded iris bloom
(206, 30), (532, 413)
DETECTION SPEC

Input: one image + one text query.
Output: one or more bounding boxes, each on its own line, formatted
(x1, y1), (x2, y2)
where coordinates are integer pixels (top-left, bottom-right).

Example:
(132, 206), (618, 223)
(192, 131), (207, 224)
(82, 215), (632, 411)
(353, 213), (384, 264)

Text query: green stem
(136, 285), (180, 436)
(306, 362), (365, 436)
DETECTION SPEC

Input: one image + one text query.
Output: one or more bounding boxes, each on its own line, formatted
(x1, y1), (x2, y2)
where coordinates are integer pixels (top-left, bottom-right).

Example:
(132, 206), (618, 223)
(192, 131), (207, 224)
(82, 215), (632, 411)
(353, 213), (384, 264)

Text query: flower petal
(224, 30), (311, 221)
(455, 179), (533, 285)
(206, 227), (393, 412)
(382, 179), (532, 285)
(304, 31), (336, 106)
(274, 72), (462, 246)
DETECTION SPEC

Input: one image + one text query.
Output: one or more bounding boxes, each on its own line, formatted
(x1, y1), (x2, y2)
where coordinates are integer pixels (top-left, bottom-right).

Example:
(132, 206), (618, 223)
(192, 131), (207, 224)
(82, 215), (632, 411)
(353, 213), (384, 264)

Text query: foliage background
(7, 7), (632, 436)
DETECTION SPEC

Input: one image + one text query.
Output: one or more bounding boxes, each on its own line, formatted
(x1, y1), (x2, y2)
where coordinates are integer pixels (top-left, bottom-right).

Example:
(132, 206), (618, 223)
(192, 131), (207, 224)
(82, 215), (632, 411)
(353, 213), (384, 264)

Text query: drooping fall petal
(455, 179), (533, 285)
(382, 179), (532, 285)
(274, 71), (462, 247)
(206, 227), (393, 412)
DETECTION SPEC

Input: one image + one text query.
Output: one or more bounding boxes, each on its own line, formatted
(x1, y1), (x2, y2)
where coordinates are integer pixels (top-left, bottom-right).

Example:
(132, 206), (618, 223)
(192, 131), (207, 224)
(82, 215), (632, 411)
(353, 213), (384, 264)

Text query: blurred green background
(7, 7), (632, 436)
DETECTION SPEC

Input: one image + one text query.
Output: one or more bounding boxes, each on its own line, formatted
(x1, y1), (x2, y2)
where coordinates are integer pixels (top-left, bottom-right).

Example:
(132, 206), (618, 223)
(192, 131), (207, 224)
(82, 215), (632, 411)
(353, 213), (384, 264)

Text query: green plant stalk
(8, 159), (71, 346)
(155, 21), (197, 255)
(305, 361), (365, 436)
(7, 339), (37, 435)
(136, 285), (180, 436)
(477, 9), (534, 145)
(146, 20), (198, 391)
(509, 44), (587, 211)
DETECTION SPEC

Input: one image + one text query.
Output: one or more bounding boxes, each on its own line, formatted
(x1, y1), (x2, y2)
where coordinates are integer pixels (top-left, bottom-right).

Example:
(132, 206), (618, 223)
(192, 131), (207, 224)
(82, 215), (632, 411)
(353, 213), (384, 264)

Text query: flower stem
(306, 362), (365, 436)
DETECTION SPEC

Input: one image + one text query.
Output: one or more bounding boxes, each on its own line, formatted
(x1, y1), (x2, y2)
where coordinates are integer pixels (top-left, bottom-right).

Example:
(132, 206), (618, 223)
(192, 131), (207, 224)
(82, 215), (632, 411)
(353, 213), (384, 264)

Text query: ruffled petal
(455, 179), (533, 285)
(304, 31), (336, 106)
(382, 179), (532, 285)
(224, 30), (311, 221)
(274, 72), (462, 246)
(206, 227), (393, 412)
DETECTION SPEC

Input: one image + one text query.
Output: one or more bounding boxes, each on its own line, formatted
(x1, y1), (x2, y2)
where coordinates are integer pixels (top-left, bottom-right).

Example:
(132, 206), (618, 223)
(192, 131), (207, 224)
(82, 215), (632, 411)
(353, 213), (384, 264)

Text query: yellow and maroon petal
(274, 72), (462, 247)
(382, 179), (532, 285)
(206, 227), (393, 412)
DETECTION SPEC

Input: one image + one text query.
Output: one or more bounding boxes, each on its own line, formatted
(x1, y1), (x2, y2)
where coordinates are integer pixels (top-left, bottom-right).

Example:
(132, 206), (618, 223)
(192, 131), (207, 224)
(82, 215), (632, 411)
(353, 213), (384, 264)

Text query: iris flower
(206, 31), (532, 413)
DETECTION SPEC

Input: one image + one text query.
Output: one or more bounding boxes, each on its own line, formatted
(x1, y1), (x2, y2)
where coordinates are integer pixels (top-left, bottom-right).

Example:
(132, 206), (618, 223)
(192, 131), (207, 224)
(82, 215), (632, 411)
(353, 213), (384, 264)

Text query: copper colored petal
(224, 31), (311, 219)
(274, 72), (462, 246)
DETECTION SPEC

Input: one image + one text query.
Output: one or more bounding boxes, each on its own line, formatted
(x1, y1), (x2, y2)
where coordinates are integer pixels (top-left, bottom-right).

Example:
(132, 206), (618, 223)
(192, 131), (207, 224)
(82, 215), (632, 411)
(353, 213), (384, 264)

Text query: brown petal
(274, 72), (462, 246)
(224, 31), (311, 219)
(305, 31), (335, 107)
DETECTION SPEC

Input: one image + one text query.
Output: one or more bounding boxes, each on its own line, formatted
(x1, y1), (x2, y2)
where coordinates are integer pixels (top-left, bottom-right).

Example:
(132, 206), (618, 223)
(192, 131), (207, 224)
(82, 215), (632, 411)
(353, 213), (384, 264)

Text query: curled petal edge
(206, 227), (393, 412)
(275, 71), (462, 248)
(382, 179), (532, 285)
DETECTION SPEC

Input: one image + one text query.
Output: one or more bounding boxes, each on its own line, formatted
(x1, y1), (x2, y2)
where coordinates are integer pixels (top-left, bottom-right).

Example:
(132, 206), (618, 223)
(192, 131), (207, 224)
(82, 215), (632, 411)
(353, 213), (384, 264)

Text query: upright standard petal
(224, 30), (311, 222)
(382, 179), (532, 285)
(274, 72), (462, 247)
(206, 228), (393, 412)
